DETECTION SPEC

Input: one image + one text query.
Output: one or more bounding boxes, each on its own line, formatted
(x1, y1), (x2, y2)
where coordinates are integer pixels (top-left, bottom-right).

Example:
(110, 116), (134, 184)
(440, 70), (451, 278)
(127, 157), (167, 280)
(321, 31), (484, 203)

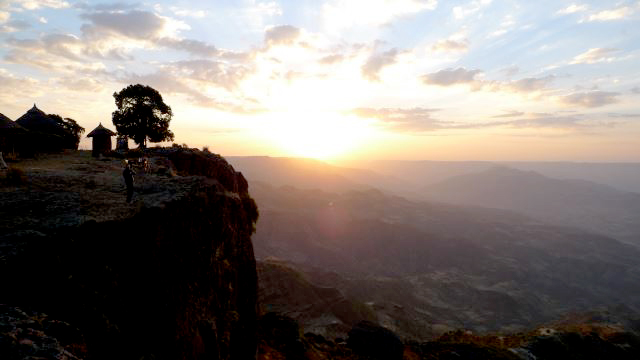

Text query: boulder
(347, 321), (403, 360)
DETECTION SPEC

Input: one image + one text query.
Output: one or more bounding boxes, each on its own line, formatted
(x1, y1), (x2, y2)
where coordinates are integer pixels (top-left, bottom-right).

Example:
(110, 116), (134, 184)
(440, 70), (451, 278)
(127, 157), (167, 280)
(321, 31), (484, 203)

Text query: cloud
(253, 1), (282, 17)
(264, 25), (301, 46)
(492, 110), (524, 118)
(319, 54), (344, 64)
(422, 67), (554, 96)
(351, 107), (447, 132)
(7, 33), (86, 63)
(3, 32), (118, 73)
(421, 67), (482, 86)
(452, 0), (492, 20)
(487, 14), (515, 38)
(556, 4), (588, 15)
(0, 10), (8, 22)
(505, 75), (555, 93)
(431, 39), (468, 53)
(81, 10), (187, 40)
(560, 91), (620, 108)
(77, 9), (224, 57)
(362, 48), (400, 81)
(123, 71), (265, 114)
(236, 1), (283, 32)
(587, 6), (633, 21)
(570, 47), (619, 64)
(15, 0), (69, 9)
(0, 68), (45, 108)
(56, 76), (104, 92)
(169, 7), (206, 18)
(160, 59), (251, 90)
(632, 86), (640, 94)
(500, 65), (519, 77)
(74, 2), (137, 12)
(323, 0), (437, 32)
(157, 38), (219, 57)
(352, 107), (617, 134)
(0, 18), (29, 32)
(502, 115), (584, 129)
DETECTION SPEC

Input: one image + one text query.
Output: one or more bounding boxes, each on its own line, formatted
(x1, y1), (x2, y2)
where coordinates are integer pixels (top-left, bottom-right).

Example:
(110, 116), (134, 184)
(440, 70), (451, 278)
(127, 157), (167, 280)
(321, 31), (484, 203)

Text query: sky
(0, 0), (639, 162)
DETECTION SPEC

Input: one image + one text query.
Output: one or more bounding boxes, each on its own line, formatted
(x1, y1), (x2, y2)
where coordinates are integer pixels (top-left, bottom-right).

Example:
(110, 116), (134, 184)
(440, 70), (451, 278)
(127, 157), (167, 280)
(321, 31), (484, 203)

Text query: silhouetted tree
(112, 84), (174, 148)
(48, 114), (85, 150)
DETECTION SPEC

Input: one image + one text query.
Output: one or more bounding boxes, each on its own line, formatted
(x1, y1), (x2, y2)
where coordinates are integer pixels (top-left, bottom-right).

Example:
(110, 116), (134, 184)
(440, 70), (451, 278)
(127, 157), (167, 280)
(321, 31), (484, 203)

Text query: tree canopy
(48, 114), (85, 150)
(112, 84), (174, 148)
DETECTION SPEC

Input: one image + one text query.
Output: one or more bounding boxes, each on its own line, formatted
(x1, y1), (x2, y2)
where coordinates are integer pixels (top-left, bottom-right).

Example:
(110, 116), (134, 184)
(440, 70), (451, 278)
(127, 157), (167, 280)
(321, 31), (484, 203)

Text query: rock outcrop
(0, 149), (259, 360)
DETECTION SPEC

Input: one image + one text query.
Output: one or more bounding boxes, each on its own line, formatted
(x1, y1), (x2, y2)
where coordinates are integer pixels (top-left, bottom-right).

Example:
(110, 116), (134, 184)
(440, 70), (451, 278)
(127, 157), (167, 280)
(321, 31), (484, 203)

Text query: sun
(259, 111), (374, 160)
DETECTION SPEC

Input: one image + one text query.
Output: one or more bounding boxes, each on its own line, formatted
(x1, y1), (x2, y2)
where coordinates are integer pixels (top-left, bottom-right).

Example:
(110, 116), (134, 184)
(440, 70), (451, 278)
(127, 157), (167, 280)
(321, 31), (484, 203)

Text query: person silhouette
(123, 161), (136, 203)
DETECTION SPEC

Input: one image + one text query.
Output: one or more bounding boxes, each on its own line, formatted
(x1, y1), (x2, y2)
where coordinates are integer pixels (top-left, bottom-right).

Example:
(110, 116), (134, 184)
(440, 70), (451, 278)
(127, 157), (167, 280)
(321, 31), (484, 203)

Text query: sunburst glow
(258, 112), (375, 160)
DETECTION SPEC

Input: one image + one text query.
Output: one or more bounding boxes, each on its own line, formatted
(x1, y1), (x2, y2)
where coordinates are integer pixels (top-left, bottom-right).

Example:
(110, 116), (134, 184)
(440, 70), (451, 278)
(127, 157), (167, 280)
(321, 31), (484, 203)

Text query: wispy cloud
(556, 4), (588, 15)
(322, 0), (437, 32)
(421, 67), (482, 86)
(431, 39), (468, 53)
(560, 91), (620, 108)
(80, 9), (188, 40)
(492, 110), (524, 118)
(452, 0), (492, 20)
(0, 18), (29, 32)
(264, 25), (301, 46)
(351, 107), (446, 132)
(362, 48), (400, 81)
(353, 107), (621, 134)
(169, 6), (206, 18)
(122, 71), (265, 114)
(422, 68), (553, 95)
(586, 5), (633, 21)
(14, 0), (69, 10)
(570, 48), (620, 64)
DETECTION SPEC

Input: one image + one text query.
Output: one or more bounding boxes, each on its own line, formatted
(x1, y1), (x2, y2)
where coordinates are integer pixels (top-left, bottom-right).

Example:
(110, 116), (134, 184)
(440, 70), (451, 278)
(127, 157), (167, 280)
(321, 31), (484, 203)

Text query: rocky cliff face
(0, 149), (259, 360)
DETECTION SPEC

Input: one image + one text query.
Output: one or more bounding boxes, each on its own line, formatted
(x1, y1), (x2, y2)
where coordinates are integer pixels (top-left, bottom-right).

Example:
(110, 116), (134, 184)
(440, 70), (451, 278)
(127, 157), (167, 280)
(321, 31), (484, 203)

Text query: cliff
(0, 149), (259, 360)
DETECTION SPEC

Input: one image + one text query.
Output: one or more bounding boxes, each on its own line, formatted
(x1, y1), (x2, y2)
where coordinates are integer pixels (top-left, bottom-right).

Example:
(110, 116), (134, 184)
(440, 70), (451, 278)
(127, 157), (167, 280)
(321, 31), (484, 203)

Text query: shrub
(3, 167), (27, 186)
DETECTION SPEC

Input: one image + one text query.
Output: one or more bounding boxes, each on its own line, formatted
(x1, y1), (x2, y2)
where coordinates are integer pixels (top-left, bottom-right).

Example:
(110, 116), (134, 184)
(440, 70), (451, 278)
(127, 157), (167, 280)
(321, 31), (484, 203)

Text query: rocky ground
(1, 149), (259, 360)
(0, 150), (203, 232)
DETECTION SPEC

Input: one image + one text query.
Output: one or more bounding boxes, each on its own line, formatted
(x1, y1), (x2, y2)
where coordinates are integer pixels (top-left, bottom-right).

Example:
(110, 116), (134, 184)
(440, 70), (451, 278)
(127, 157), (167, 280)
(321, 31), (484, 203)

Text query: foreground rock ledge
(0, 150), (259, 360)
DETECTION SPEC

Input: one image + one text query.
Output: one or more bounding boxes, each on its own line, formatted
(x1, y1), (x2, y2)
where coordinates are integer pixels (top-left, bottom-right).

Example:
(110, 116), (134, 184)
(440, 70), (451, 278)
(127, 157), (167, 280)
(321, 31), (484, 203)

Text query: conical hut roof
(87, 123), (116, 137)
(0, 113), (26, 132)
(15, 104), (62, 135)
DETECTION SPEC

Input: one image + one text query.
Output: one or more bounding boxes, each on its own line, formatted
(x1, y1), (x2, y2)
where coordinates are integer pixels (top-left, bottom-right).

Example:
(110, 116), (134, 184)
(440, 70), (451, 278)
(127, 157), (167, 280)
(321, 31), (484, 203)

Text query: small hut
(87, 123), (116, 157)
(16, 104), (67, 154)
(0, 113), (27, 159)
(16, 104), (61, 134)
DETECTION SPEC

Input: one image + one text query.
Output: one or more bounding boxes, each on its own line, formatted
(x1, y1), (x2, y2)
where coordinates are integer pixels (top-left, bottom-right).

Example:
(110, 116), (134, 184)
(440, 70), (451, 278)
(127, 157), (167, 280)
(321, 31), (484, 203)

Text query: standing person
(123, 161), (136, 203)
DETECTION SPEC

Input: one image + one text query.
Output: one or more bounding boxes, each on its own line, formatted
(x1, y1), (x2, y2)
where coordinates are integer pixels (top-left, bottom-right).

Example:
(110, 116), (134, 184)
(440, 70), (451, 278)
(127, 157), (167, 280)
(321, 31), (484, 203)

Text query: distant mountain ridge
(364, 160), (640, 193)
(423, 166), (640, 244)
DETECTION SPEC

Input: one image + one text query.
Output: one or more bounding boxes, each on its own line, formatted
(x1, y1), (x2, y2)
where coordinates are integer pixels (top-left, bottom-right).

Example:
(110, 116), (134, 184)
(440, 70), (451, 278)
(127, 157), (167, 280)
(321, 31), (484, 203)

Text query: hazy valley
(228, 157), (640, 341)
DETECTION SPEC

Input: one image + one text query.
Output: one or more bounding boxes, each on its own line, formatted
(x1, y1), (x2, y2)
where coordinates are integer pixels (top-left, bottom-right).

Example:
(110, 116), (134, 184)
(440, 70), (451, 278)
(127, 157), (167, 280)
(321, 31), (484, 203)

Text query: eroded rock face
(0, 150), (259, 360)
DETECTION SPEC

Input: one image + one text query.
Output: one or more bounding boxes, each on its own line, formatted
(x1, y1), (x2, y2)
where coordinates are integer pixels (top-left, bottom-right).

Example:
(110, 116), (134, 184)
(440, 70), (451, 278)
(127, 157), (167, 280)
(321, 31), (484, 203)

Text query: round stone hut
(87, 123), (116, 157)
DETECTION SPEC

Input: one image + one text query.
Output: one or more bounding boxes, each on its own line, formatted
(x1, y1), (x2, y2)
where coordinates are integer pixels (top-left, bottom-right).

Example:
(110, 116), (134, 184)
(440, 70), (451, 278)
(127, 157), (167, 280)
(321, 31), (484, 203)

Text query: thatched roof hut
(16, 104), (63, 135)
(0, 113), (27, 157)
(87, 123), (116, 157)
(15, 104), (70, 154)
(0, 113), (25, 131)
